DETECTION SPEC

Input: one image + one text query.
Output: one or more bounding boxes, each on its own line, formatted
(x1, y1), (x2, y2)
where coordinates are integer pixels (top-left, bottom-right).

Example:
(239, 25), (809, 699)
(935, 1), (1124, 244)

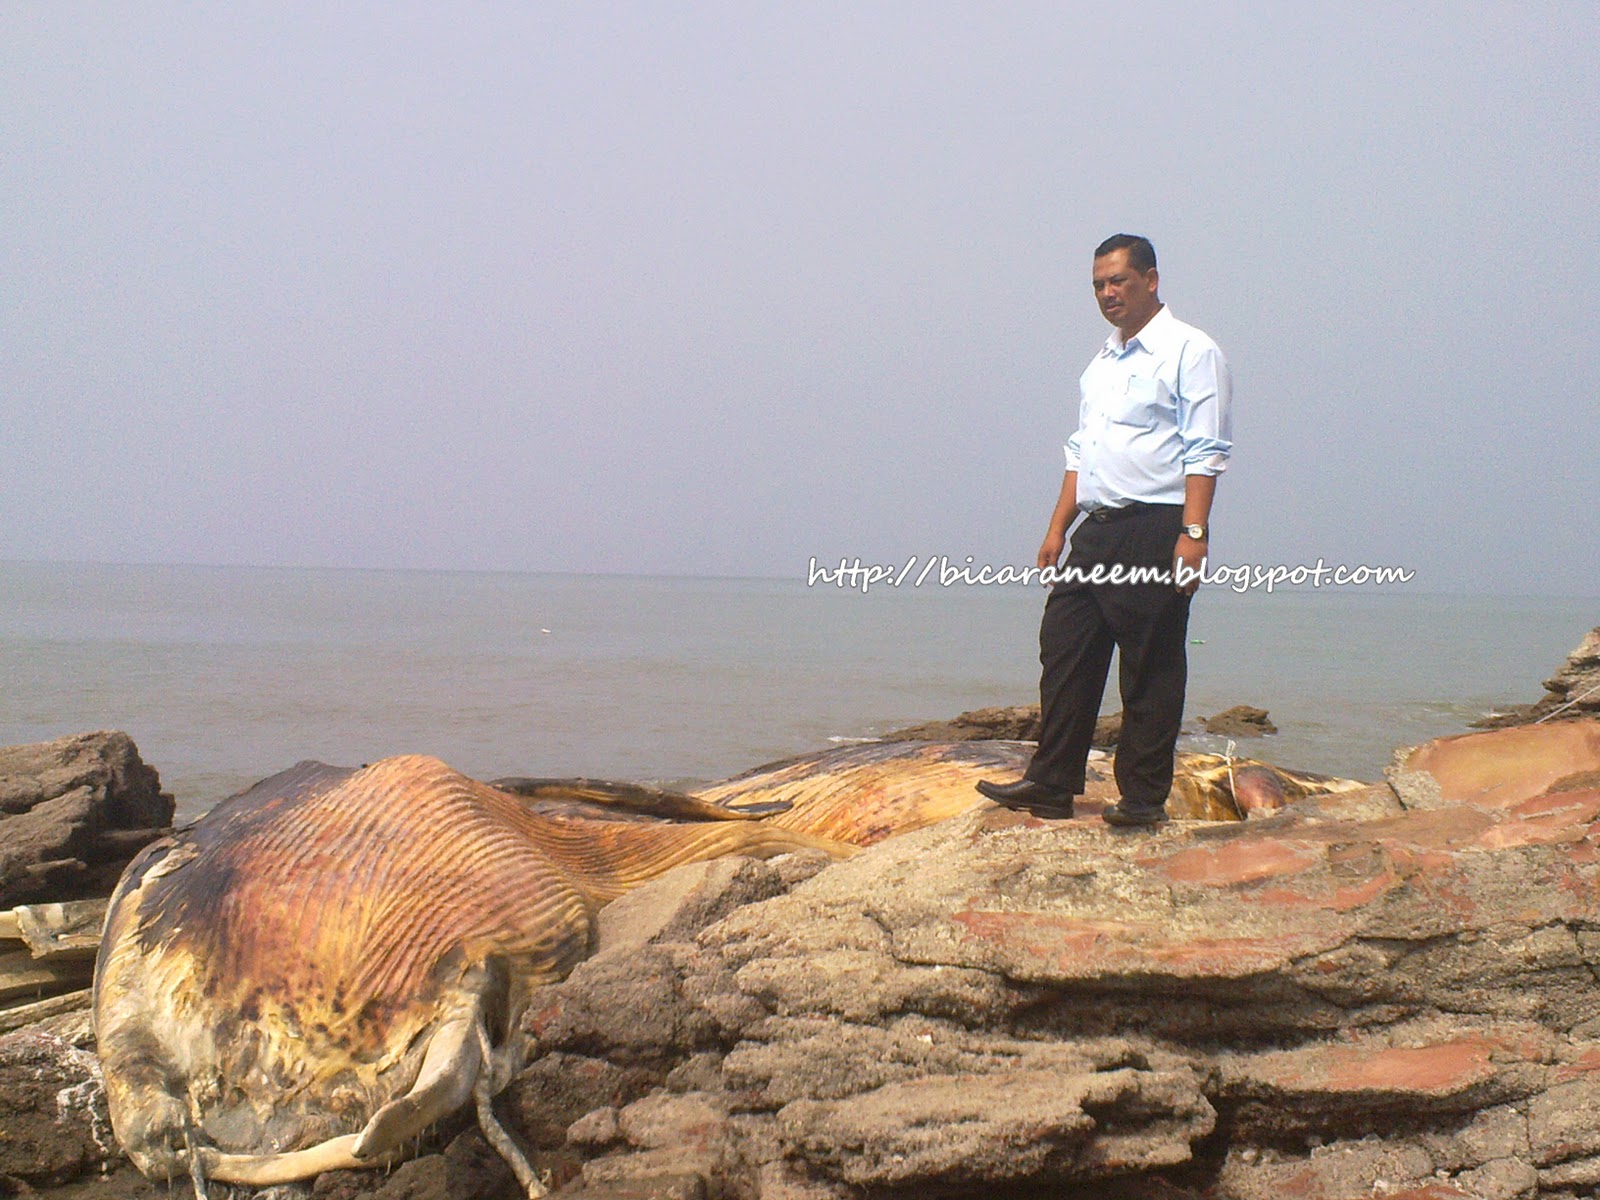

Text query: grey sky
(4, 3), (1597, 592)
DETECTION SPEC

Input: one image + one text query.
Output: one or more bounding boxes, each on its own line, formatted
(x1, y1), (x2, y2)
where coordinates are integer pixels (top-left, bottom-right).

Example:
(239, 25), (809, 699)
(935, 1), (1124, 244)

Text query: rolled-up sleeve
(1064, 429), (1082, 472)
(1178, 342), (1232, 475)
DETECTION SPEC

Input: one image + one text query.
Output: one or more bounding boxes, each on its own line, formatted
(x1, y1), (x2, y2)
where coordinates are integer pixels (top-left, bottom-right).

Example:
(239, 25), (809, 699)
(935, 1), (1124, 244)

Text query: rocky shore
(4, 628), (1599, 1199)
(1474, 628), (1600, 729)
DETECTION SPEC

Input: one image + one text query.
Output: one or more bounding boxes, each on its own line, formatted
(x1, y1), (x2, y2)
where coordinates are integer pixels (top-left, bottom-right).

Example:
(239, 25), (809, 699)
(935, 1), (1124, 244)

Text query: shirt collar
(1102, 303), (1174, 357)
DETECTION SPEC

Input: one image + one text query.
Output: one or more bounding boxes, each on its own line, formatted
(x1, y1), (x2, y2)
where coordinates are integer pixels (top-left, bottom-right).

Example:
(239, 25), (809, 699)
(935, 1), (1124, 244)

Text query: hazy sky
(5, 3), (1597, 592)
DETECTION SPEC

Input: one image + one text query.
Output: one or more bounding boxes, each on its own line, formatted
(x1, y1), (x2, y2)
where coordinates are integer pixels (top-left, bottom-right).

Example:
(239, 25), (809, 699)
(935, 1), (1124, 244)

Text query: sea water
(0, 561), (1591, 822)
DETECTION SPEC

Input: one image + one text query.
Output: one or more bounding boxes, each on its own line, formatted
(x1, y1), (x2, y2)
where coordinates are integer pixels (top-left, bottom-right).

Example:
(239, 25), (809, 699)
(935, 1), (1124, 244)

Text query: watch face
(1185, 524), (1207, 539)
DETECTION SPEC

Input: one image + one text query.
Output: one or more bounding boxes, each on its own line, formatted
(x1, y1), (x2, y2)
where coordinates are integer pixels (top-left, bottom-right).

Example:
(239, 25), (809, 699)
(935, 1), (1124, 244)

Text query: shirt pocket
(1107, 376), (1163, 428)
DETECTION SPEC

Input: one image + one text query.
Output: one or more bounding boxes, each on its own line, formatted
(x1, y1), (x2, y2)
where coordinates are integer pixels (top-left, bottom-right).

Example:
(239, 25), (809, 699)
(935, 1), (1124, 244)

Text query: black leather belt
(1084, 503), (1154, 523)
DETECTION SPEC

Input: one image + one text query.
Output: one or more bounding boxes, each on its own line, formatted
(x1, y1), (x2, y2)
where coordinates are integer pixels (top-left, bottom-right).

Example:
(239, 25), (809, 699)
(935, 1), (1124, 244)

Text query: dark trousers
(1025, 503), (1192, 811)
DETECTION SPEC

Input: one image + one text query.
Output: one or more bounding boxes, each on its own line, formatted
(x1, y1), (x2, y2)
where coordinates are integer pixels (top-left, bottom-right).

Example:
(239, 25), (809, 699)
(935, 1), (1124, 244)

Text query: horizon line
(2, 556), (1598, 601)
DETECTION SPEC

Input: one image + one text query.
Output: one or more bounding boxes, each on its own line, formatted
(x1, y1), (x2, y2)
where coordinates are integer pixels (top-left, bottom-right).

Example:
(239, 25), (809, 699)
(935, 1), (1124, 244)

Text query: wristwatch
(1183, 523), (1208, 540)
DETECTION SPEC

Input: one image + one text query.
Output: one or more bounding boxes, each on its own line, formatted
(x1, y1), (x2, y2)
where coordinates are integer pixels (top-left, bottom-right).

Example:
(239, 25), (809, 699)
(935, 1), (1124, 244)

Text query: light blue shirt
(1065, 305), (1233, 512)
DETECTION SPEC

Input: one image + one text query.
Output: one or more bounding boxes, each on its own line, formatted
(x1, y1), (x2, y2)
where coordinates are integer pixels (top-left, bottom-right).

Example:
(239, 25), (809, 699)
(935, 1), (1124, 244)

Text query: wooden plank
(0, 949), (95, 1003)
(0, 987), (92, 1034)
(13, 899), (108, 956)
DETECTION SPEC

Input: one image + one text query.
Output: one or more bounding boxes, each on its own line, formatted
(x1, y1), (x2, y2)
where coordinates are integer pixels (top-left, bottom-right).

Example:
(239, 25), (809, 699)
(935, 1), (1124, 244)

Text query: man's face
(1092, 248), (1160, 336)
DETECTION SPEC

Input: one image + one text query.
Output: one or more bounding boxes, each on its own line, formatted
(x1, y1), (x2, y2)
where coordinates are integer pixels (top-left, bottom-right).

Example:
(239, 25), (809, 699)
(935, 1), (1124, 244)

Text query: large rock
(0, 732), (174, 907)
(505, 720), (1600, 1199)
(879, 704), (1040, 742)
(881, 704), (1129, 749)
(0, 1025), (119, 1187)
(1476, 626), (1600, 728)
(1541, 626), (1600, 715)
(1199, 705), (1278, 737)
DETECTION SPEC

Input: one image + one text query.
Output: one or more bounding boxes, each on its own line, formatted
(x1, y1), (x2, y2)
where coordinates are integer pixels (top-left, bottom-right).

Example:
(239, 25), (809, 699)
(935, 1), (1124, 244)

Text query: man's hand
(1036, 472), (1077, 579)
(1038, 529), (1066, 572)
(1174, 534), (1206, 595)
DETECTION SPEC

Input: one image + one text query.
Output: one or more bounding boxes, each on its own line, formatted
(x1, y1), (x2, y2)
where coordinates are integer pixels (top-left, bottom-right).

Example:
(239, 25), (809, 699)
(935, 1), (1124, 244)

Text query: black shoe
(1102, 802), (1169, 828)
(976, 778), (1074, 818)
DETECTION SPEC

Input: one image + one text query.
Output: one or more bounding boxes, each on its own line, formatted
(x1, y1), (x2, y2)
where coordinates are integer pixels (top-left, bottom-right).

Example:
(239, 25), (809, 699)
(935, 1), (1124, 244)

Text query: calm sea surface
(1, 561), (1593, 822)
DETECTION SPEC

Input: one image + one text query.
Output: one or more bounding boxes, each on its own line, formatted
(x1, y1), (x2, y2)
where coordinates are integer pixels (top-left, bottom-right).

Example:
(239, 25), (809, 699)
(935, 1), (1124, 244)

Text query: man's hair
(1094, 234), (1157, 273)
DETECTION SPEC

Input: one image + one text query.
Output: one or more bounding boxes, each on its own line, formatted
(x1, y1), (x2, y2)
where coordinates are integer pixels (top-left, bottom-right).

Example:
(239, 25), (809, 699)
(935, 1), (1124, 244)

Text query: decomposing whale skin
(1167, 751), (1370, 820)
(686, 739), (1369, 830)
(93, 755), (846, 1192)
(692, 739), (1035, 844)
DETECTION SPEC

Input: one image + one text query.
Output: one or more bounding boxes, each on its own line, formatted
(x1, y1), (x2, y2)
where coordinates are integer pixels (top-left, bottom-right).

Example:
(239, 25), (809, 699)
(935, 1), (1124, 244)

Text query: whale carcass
(93, 755), (847, 1194)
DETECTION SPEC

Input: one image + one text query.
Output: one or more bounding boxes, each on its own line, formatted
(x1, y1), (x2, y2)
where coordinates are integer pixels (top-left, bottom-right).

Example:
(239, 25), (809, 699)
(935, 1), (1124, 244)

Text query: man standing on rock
(978, 234), (1232, 827)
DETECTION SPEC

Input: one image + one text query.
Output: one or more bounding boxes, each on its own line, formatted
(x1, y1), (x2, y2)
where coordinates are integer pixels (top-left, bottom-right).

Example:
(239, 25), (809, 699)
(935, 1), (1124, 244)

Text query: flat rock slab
(507, 721), (1600, 1198)
(1392, 720), (1600, 810)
